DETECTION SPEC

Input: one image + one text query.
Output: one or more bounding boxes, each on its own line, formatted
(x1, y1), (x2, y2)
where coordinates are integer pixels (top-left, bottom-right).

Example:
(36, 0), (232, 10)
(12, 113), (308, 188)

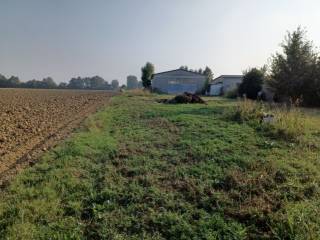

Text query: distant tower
(127, 75), (139, 90)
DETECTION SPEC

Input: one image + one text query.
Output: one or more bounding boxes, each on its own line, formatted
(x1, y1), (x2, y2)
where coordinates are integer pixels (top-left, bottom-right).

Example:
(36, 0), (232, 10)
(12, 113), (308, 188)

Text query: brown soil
(0, 88), (116, 186)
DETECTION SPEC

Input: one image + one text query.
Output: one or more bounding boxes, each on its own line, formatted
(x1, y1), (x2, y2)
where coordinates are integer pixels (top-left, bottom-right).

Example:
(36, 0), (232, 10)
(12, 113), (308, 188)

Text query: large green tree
(267, 27), (317, 103)
(141, 62), (155, 89)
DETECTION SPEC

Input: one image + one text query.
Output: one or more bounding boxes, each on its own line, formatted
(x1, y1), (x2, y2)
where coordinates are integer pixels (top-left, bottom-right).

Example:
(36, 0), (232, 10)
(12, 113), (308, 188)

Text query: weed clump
(229, 98), (307, 142)
(270, 104), (307, 141)
(231, 98), (264, 123)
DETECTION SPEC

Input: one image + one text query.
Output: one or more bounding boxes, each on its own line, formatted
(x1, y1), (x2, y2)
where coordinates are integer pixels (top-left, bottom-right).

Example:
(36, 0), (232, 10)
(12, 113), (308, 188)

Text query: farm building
(209, 75), (243, 96)
(152, 69), (206, 94)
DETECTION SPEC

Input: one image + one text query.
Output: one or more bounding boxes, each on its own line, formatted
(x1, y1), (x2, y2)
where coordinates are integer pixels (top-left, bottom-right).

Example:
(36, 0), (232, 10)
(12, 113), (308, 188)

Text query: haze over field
(1, 0), (320, 84)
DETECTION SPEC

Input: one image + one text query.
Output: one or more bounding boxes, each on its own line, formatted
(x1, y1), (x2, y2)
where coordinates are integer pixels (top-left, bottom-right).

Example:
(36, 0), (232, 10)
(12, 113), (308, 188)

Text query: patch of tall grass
(125, 89), (151, 97)
(230, 98), (308, 142)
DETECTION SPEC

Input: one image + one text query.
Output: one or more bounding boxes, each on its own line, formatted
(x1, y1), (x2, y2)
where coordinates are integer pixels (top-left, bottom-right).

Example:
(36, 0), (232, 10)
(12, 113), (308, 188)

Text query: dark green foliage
(22, 77), (57, 89)
(141, 62), (155, 89)
(42, 77), (57, 88)
(239, 68), (264, 99)
(68, 76), (113, 90)
(267, 27), (320, 105)
(68, 77), (85, 89)
(0, 74), (20, 88)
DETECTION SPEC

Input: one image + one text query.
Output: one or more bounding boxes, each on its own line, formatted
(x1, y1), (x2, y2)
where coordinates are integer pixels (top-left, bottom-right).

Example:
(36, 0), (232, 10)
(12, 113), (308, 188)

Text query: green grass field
(0, 93), (319, 239)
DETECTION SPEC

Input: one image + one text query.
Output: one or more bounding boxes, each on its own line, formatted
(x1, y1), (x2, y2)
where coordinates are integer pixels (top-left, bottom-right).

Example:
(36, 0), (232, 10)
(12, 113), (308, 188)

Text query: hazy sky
(1, 0), (320, 84)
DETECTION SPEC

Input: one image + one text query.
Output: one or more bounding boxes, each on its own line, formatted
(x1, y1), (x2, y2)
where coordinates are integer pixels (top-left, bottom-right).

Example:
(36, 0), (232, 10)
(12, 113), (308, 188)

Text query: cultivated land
(0, 93), (319, 239)
(0, 89), (114, 184)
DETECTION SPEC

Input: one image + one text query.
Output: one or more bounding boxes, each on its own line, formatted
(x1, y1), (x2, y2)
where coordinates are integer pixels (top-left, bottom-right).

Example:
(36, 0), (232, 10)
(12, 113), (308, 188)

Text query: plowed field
(0, 89), (114, 185)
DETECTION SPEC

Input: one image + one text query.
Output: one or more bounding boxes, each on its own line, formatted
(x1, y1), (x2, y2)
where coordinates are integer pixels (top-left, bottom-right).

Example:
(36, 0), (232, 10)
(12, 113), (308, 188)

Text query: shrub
(238, 68), (265, 100)
(224, 88), (239, 99)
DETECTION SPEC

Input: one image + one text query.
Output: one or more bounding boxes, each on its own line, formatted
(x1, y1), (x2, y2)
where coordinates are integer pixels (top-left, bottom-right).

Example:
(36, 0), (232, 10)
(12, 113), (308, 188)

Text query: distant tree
(202, 66), (214, 94)
(59, 82), (68, 88)
(7, 76), (20, 87)
(267, 27), (317, 103)
(0, 74), (8, 88)
(68, 77), (85, 89)
(83, 77), (91, 88)
(179, 66), (189, 70)
(198, 68), (203, 74)
(127, 75), (139, 90)
(103, 81), (112, 90)
(90, 76), (105, 89)
(239, 68), (265, 99)
(0, 74), (6, 81)
(138, 81), (143, 89)
(23, 79), (43, 88)
(141, 62), (155, 89)
(42, 77), (57, 88)
(111, 79), (119, 90)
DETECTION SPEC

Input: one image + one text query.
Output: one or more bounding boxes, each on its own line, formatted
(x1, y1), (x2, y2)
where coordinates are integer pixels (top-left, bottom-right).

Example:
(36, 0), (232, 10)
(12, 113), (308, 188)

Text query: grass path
(0, 94), (319, 239)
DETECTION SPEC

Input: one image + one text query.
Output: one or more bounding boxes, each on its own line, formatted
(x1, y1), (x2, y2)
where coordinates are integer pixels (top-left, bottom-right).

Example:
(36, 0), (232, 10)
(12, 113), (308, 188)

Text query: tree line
(239, 27), (320, 106)
(0, 74), (119, 90)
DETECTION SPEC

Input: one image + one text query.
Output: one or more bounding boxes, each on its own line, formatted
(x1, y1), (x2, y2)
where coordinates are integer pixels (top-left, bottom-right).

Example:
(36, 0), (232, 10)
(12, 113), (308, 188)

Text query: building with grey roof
(152, 69), (207, 94)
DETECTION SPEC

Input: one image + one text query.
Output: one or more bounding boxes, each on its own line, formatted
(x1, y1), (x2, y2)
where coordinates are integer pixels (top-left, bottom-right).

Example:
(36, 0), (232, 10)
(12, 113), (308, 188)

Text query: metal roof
(153, 69), (205, 76)
(210, 75), (243, 84)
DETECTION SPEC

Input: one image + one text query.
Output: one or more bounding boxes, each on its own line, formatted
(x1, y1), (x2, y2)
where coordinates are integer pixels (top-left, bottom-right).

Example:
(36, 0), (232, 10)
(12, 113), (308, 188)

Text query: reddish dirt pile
(0, 89), (115, 185)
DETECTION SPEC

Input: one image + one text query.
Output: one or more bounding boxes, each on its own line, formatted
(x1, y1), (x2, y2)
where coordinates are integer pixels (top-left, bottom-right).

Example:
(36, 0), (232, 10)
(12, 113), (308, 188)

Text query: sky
(1, 0), (320, 84)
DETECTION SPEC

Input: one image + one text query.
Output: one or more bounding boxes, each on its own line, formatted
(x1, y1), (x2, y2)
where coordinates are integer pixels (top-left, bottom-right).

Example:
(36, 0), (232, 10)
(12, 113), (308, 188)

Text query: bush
(238, 68), (264, 99)
(224, 88), (239, 99)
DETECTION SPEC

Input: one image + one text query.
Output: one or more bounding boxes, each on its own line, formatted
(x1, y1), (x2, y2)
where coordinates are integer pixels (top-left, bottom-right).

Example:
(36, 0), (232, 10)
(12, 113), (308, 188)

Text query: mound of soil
(159, 92), (206, 104)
